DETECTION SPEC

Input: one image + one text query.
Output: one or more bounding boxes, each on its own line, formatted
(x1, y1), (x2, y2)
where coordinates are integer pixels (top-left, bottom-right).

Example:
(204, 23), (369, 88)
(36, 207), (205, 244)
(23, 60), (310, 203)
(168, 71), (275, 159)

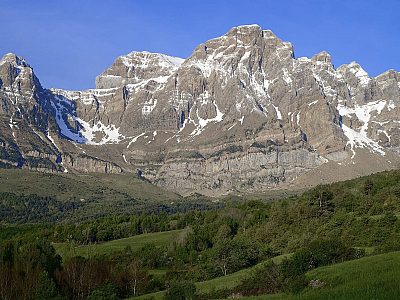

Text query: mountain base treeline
(1, 169), (400, 299)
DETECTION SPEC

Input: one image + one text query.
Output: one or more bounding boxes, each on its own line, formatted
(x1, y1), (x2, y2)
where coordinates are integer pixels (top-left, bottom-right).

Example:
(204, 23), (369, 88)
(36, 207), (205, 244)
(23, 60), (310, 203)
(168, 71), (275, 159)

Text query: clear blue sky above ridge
(1, 0), (399, 91)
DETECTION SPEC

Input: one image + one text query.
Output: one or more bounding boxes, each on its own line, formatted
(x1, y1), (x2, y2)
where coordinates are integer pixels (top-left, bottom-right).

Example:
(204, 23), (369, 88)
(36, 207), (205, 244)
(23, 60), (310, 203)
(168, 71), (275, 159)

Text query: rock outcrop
(1, 25), (399, 195)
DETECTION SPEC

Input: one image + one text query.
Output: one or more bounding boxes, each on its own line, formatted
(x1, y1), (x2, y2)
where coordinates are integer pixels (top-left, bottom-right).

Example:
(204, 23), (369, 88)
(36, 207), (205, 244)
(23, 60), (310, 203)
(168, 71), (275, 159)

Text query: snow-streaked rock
(1, 24), (400, 195)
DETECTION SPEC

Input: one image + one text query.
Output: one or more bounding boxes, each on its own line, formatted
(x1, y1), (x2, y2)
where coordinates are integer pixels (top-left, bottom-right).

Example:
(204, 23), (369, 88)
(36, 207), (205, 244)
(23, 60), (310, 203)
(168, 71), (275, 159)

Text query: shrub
(307, 238), (354, 266)
(280, 249), (314, 279)
(237, 260), (282, 296)
(163, 281), (196, 300)
(86, 281), (119, 300)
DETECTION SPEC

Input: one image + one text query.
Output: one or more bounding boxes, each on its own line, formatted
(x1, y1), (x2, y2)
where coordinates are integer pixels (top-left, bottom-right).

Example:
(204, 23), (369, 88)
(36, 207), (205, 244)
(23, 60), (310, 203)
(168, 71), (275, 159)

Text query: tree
(308, 185), (334, 216)
(127, 259), (149, 296)
(0, 261), (41, 300)
(211, 238), (260, 276)
(18, 240), (62, 275)
(55, 257), (86, 300)
(212, 224), (232, 243)
(364, 179), (374, 196)
(86, 281), (119, 300)
(307, 238), (353, 266)
(35, 271), (63, 300)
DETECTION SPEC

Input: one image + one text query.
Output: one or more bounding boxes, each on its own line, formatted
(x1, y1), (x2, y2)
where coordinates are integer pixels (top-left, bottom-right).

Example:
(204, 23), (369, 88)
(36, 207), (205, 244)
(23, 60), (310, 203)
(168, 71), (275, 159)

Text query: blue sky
(1, 0), (399, 91)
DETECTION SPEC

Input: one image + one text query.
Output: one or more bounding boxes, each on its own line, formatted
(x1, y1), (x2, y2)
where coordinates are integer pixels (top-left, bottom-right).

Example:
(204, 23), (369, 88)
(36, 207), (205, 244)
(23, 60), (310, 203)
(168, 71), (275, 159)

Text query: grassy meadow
(240, 250), (400, 300)
(133, 254), (293, 300)
(0, 169), (227, 223)
(53, 229), (183, 259)
(133, 251), (400, 300)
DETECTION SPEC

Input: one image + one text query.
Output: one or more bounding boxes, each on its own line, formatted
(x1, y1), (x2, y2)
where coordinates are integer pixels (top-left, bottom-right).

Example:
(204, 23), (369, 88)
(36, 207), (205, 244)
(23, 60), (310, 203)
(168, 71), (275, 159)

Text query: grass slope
(54, 230), (183, 259)
(133, 254), (293, 300)
(0, 168), (248, 225)
(0, 168), (295, 224)
(0, 169), (187, 222)
(243, 250), (400, 300)
(0, 168), (179, 203)
(133, 251), (400, 300)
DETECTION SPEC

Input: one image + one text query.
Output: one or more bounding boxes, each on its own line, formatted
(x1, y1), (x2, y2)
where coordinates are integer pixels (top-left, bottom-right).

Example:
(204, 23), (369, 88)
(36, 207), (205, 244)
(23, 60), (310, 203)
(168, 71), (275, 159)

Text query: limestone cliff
(1, 25), (399, 195)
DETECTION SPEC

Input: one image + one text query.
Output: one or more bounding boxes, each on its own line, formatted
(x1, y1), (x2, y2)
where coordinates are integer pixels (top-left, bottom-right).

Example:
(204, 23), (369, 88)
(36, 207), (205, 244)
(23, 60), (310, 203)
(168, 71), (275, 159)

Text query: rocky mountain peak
(1, 25), (399, 196)
(0, 52), (44, 109)
(0, 53), (33, 88)
(311, 51), (331, 63)
(185, 25), (293, 67)
(375, 69), (400, 82)
(95, 51), (184, 89)
(0, 53), (29, 67)
(336, 61), (372, 94)
(226, 24), (280, 43)
(227, 24), (264, 41)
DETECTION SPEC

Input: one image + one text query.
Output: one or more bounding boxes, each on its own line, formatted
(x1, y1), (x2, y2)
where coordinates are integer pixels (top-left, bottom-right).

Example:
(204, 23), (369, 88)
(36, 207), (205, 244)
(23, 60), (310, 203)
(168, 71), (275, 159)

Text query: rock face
(0, 53), (123, 173)
(0, 53), (62, 171)
(1, 25), (400, 195)
(95, 51), (184, 89)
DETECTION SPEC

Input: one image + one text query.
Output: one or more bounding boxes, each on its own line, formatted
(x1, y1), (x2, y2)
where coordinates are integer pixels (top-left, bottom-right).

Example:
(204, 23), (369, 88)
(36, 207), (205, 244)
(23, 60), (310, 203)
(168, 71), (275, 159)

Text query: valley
(1, 169), (400, 299)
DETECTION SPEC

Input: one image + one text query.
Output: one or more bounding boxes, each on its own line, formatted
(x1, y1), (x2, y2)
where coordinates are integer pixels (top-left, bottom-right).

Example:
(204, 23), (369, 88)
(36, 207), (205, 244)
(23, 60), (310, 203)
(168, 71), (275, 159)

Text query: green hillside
(0, 169), (224, 223)
(134, 251), (400, 300)
(0, 168), (179, 203)
(134, 254), (293, 300)
(242, 250), (400, 300)
(54, 229), (183, 259)
(1, 168), (400, 300)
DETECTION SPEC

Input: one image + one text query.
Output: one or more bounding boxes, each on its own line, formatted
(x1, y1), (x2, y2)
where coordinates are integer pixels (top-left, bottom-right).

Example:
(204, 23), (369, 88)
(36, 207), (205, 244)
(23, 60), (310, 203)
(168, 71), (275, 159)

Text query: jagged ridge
(1, 25), (399, 195)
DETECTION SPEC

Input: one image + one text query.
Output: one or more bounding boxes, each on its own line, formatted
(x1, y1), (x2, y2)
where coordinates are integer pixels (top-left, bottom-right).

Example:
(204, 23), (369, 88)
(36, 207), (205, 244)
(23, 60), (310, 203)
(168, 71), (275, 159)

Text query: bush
(86, 281), (119, 300)
(280, 249), (314, 279)
(163, 281), (196, 300)
(237, 260), (282, 296)
(307, 238), (354, 266)
(281, 238), (355, 281)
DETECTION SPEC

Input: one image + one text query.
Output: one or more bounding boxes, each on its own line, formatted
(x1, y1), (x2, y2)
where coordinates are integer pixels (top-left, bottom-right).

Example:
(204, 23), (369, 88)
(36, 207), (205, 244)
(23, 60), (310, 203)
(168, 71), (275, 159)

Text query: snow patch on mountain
(338, 100), (389, 157)
(338, 100), (387, 136)
(348, 62), (371, 86)
(50, 97), (87, 144)
(127, 133), (146, 148)
(46, 132), (60, 151)
(272, 104), (282, 119)
(197, 101), (224, 127)
(49, 92), (125, 145)
(142, 98), (158, 115)
(283, 68), (292, 84)
(377, 129), (391, 142)
(121, 51), (184, 69)
(387, 100), (396, 111)
(341, 124), (385, 158)
(75, 118), (124, 145)
(227, 123), (236, 131)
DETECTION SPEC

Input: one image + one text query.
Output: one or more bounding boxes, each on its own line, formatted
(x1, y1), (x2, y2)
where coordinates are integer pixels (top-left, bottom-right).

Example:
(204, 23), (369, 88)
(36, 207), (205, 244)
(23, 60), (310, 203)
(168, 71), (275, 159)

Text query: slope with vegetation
(236, 250), (400, 300)
(0, 169), (400, 299)
(0, 169), (226, 224)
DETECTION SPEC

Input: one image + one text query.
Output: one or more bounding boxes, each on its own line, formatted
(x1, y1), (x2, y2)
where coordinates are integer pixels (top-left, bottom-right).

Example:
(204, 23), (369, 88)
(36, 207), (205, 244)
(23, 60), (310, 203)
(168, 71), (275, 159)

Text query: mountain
(1, 25), (399, 196)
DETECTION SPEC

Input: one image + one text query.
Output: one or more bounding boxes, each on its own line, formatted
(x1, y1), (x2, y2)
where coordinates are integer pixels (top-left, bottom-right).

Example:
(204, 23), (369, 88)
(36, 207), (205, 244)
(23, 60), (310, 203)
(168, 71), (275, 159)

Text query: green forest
(1, 169), (400, 299)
